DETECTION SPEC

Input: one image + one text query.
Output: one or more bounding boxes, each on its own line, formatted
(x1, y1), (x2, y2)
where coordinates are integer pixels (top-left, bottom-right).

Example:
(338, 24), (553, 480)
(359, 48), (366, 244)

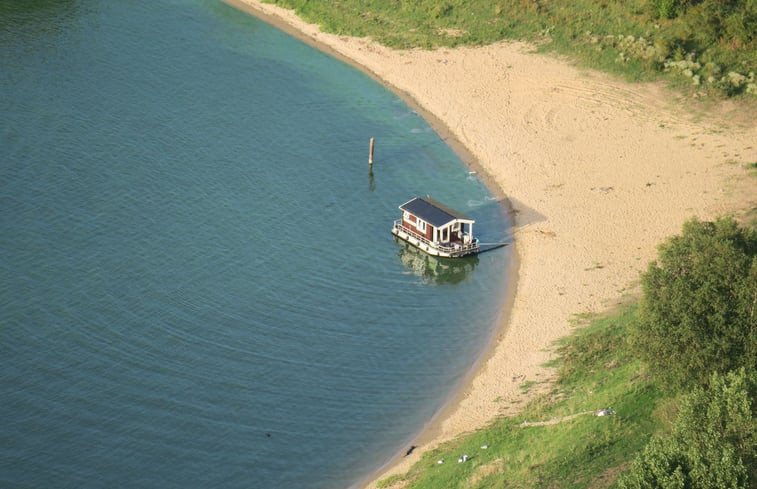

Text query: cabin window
(416, 219), (426, 233)
(403, 211), (411, 222)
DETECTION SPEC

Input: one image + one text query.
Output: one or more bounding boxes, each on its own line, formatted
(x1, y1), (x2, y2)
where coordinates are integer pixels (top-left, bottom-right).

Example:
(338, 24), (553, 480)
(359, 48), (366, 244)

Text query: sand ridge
(225, 1), (757, 487)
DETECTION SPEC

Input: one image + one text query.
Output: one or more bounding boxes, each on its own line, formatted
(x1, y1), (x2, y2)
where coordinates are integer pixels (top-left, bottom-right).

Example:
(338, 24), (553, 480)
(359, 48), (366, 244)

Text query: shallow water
(0, 1), (511, 487)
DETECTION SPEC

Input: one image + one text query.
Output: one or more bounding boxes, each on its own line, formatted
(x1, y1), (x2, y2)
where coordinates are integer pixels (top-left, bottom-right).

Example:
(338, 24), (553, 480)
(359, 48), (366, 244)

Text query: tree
(619, 369), (755, 489)
(632, 217), (756, 391)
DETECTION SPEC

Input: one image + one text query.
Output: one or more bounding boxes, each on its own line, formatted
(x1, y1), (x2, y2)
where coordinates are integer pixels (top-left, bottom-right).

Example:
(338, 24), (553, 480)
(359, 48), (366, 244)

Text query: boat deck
(392, 221), (479, 258)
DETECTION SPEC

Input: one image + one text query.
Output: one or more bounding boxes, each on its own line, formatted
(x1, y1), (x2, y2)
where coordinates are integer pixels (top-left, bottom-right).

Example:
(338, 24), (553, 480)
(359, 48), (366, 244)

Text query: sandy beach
(227, 1), (757, 487)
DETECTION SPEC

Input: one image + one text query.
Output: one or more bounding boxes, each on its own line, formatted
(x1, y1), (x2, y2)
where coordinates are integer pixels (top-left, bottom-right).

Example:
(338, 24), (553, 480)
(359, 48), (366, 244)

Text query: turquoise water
(0, 1), (511, 488)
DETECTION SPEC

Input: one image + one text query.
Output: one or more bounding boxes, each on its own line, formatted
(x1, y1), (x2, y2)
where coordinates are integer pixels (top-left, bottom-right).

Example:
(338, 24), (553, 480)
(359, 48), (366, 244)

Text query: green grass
(378, 304), (673, 489)
(264, 0), (757, 99)
(519, 380), (539, 394)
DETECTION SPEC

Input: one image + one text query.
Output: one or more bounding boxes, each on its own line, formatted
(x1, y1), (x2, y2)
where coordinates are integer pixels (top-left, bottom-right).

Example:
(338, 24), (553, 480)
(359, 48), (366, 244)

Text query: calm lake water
(0, 1), (511, 487)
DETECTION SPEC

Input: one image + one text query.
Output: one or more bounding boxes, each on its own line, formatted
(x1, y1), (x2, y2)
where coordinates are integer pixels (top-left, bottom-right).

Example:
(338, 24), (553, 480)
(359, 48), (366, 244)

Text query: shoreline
(222, 2), (523, 484)
(221, 0), (500, 198)
(224, 1), (757, 488)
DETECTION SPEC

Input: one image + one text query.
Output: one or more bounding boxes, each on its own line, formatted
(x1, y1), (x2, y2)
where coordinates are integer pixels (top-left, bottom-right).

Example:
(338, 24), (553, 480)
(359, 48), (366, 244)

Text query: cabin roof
(399, 197), (474, 228)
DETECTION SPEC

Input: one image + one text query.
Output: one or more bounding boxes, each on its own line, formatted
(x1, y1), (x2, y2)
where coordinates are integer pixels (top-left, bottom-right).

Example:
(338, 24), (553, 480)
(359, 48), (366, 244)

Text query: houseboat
(392, 197), (480, 258)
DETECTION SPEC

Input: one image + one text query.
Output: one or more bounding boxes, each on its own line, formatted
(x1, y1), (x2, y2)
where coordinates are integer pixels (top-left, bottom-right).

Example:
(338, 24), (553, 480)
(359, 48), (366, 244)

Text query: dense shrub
(618, 369), (755, 489)
(649, 0), (684, 19)
(632, 217), (756, 391)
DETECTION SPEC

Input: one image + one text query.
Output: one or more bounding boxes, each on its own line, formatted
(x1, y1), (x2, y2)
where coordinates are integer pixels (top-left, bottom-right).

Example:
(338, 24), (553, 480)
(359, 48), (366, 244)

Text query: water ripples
(0, 2), (510, 488)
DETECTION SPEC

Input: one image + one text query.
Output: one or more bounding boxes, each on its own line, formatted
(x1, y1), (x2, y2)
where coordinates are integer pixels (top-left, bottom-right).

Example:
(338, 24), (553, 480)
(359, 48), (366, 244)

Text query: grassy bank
(375, 216), (756, 488)
(377, 304), (671, 488)
(263, 0), (756, 98)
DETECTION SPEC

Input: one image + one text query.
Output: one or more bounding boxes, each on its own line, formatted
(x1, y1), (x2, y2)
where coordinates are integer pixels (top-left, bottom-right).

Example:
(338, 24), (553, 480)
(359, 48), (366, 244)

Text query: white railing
(393, 221), (479, 255)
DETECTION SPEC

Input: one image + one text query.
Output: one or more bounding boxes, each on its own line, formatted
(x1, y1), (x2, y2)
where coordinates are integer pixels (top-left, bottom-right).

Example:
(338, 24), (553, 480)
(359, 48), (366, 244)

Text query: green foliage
(262, 0), (757, 97)
(632, 217), (757, 391)
(687, 0), (757, 48)
(618, 369), (755, 489)
(649, 0), (684, 19)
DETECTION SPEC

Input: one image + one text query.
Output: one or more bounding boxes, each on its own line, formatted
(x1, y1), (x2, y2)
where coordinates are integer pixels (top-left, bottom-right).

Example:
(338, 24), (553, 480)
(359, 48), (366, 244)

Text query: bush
(649, 0), (683, 19)
(632, 217), (757, 391)
(618, 369), (755, 489)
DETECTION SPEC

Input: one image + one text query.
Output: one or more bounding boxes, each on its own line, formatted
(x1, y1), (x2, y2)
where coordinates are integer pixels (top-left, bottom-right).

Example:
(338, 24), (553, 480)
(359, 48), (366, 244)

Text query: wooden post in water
(368, 138), (375, 165)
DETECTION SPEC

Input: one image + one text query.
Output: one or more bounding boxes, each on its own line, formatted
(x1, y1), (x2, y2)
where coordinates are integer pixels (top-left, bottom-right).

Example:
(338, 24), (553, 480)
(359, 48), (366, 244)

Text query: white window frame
(416, 219), (427, 233)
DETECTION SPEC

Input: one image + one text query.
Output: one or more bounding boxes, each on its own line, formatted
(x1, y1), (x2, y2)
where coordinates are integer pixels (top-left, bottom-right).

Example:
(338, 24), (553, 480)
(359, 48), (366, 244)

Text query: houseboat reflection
(395, 239), (478, 285)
